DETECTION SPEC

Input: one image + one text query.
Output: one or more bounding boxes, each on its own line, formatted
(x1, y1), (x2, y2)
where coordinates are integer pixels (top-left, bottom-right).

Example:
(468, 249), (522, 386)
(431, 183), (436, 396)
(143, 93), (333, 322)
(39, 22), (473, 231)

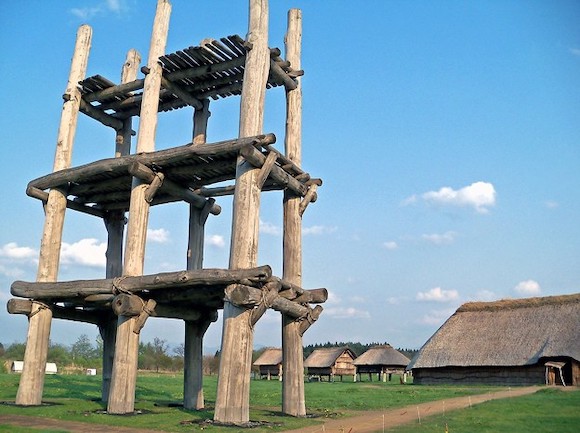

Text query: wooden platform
(78, 35), (300, 121)
(26, 133), (317, 216)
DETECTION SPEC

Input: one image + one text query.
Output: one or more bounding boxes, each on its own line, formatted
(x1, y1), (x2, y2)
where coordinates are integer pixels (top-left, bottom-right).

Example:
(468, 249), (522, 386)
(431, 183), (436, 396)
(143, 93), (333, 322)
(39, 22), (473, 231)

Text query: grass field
(0, 373), (577, 432)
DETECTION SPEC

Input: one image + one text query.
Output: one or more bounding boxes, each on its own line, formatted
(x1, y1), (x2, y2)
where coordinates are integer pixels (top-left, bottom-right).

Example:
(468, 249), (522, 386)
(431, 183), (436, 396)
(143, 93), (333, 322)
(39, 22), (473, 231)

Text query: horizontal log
(28, 134), (276, 191)
(27, 186), (106, 218)
(226, 285), (309, 318)
(240, 145), (307, 196)
(83, 78), (145, 103)
(269, 59), (297, 91)
(128, 162), (221, 214)
(7, 298), (106, 325)
(286, 288), (328, 304)
(160, 76), (203, 110)
(112, 293), (203, 322)
(11, 265), (272, 299)
(79, 99), (124, 130)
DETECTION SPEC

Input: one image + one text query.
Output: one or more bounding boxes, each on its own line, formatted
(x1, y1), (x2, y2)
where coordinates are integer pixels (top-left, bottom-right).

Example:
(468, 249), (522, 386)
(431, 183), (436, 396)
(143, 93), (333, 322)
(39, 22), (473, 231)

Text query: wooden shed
(304, 347), (356, 381)
(253, 348), (283, 380)
(353, 345), (410, 382)
(408, 294), (580, 386)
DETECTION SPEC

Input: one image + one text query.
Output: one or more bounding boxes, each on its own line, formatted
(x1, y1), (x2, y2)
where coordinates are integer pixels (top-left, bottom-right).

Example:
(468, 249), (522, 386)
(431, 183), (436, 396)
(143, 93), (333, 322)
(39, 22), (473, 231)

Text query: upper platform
(78, 35), (301, 121)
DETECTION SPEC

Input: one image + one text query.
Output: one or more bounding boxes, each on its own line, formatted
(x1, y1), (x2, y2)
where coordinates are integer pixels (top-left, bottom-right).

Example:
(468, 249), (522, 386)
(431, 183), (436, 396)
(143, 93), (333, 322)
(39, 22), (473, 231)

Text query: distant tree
(48, 342), (71, 365)
(71, 334), (98, 367)
(4, 342), (26, 360)
(173, 343), (185, 358)
(0, 342), (4, 358)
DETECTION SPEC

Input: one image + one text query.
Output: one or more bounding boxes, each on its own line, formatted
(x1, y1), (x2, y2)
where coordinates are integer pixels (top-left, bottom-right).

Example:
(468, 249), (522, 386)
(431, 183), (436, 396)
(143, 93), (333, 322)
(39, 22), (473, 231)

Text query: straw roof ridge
(458, 293), (580, 313)
(409, 293), (580, 370)
(353, 345), (411, 367)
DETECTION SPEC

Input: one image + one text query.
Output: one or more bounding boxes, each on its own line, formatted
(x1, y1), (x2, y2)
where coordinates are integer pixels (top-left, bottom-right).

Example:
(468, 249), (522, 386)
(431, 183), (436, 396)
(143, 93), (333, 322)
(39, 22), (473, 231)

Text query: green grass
(0, 427), (69, 433)
(0, 373), (564, 433)
(385, 387), (580, 433)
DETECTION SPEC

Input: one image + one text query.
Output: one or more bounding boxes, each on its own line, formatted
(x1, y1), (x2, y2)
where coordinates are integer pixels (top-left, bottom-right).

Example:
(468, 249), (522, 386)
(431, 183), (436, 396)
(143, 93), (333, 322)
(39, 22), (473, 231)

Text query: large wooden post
(281, 9), (306, 417)
(107, 0), (171, 415)
(101, 48), (141, 403)
(16, 25), (92, 406)
(184, 99), (212, 410)
(214, 0), (270, 424)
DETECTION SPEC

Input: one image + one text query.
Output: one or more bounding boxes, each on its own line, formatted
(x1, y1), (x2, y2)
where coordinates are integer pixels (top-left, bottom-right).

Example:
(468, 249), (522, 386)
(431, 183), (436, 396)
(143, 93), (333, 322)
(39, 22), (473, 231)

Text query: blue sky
(1, 0), (579, 353)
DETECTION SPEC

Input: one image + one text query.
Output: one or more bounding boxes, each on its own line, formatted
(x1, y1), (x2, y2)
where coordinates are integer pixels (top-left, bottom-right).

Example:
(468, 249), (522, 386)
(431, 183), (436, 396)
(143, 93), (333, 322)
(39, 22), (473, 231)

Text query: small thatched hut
(253, 348), (283, 380)
(408, 293), (580, 386)
(353, 345), (411, 382)
(304, 347), (357, 381)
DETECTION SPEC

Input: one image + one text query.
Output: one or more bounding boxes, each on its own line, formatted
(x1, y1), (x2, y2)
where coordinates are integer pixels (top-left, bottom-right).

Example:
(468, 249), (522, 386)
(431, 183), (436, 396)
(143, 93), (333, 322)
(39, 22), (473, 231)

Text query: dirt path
(283, 386), (541, 433)
(0, 386), (540, 433)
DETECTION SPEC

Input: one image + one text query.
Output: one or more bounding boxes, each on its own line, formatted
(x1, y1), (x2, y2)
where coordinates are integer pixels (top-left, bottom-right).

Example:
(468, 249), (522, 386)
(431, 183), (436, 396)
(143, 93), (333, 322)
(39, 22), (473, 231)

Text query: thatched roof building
(253, 348), (283, 379)
(409, 293), (580, 386)
(304, 347), (357, 381)
(353, 345), (410, 381)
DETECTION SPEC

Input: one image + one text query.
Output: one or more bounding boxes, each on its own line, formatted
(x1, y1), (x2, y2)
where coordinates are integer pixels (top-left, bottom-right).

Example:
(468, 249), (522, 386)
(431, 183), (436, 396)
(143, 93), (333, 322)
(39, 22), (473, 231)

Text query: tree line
(0, 337), (417, 374)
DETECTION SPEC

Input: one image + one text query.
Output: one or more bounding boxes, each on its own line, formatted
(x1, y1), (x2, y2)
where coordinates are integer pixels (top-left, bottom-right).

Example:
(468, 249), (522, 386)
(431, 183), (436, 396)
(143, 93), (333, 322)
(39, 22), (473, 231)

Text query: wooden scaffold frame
(8, 0), (326, 425)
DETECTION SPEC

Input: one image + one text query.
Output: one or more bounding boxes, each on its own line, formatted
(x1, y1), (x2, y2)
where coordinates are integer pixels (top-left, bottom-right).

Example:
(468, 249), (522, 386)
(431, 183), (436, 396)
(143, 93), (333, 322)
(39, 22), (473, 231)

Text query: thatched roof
(353, 345), (410, 367)
(409, 293), (580, 370)
(253, 348), (282, 366)
(304, 347), (356, 368)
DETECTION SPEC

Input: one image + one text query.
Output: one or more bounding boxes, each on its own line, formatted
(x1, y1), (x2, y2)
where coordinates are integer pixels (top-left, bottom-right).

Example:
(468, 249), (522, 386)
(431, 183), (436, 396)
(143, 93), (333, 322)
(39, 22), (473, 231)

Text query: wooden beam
(79, 98), (124, 130)
(16, 24), (92, 407)
(108, 0), (171, 415)
(11, 266), (272, 299)
(128, 162), (221, 214)
(215, 0), (270, 425)
(282, 8), (306, 417)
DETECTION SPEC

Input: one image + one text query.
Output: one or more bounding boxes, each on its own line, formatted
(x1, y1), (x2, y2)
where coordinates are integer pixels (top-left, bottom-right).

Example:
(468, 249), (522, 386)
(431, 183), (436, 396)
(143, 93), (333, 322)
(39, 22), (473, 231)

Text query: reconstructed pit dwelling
(7, 0), (327, 424)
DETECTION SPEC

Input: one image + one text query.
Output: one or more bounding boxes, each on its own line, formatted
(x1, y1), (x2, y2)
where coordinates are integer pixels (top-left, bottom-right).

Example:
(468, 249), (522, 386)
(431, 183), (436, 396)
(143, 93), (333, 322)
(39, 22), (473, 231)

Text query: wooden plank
(16, 24), (92, 407)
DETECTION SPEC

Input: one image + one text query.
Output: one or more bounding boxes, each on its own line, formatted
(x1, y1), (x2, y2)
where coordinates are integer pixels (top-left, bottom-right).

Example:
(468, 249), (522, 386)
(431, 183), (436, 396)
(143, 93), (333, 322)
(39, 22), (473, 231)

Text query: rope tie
(28, 301), (50, 318)
(112, 276), (131, 295)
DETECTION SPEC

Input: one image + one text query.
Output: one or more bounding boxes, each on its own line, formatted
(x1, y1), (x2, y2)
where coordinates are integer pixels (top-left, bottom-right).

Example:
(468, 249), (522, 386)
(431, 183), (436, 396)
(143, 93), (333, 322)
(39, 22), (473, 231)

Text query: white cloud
(70, 0), (127, 20)
(514, 280), (541, 296)
(61, 238), (107, 268)
(545, 200), (559, 209)
(259, 219), (280, 236)
(422, 231), (457, 245)
(349, 295), (366, 303)
(570, 48), (580, 56)
(147, 228), (169, 243)
(0, 264), (25, 279)
(325, 307), (371, 319)
(405, 181), (496, 214)
(0, 242), (37, 260)
(420, 308), (455, 326)
(416, 287), (459, 302)
(383, 241), (398, 250)
(303, 225), (337, 236)
(206, 234), (226, 248)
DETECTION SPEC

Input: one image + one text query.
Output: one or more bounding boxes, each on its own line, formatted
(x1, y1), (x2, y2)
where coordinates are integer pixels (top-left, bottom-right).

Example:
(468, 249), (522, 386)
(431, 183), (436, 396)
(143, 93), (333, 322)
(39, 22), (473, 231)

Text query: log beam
(16, 24), (92, 407)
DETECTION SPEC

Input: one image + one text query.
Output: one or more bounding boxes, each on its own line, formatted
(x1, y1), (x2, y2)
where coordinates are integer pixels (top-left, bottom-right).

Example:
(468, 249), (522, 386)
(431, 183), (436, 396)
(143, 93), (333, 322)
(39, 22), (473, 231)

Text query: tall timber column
(282, 9), (306, 417)
(101, 48), (141, 403)
(214, 0), (270, 424)
(108, 0), (171, 415)
(16, 25), (92, 406)
(184, 99), (212, 410)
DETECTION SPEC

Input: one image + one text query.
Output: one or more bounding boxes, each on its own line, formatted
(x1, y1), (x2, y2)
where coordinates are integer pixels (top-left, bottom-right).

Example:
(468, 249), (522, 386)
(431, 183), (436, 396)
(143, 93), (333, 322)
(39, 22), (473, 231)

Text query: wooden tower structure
(7, 0), (326, 424)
